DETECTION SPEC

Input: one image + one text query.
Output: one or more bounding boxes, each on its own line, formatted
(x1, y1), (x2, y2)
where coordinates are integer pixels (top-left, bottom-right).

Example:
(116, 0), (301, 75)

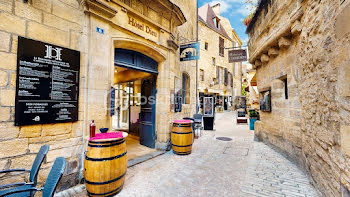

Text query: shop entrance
(113, 49), (158, 160)
(224, 96), (228, 110)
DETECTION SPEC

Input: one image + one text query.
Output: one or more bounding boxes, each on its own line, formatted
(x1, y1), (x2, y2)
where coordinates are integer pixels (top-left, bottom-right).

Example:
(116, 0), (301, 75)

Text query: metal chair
(0, 145), (49, 194)
(0, 157), (66, 197)
(183, 117), (195, 140)
(193, 114), (203, 137)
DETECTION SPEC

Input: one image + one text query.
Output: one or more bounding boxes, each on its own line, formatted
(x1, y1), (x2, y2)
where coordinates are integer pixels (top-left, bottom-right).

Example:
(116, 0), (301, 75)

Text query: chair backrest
(29, 145), (49, 184)
(42, 157), (66, 197)
(193, 114), (203, 120)
(183, 117), (194, 121)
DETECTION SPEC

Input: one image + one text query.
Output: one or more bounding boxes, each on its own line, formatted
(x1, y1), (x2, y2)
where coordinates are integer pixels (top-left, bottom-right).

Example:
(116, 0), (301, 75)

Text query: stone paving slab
(55, 112), (319, 197)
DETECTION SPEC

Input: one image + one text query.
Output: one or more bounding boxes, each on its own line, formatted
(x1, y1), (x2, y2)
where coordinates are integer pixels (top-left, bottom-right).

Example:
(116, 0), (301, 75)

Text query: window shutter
(182, 74), (187, 104)
(224, 68), (228, 86)
(216, 66), (219, 84)
(219, 37), (224, 57)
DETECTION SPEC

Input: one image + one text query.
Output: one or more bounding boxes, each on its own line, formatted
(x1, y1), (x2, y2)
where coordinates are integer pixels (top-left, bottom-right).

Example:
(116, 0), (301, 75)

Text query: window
(212, 57), (216, 66)
(219, 67), (223, 84)
(205, 42), (208, 50)
(216, 66), (219, 84)
(227, 72), (233, 87)
(219, 37), (224, 57)
(182, 73), (190, 104)
(283, 78), (288, 99)
(213, 17), (220, 29)
(224, 68), (228, 86)
(200, 69), (204, 81)
(212, 78), (217, 86)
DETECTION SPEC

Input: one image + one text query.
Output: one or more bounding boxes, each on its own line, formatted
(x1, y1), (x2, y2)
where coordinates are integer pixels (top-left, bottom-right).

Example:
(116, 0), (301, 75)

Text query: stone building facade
(0, 0), (197, 192)
(198, 3), (242, 112)
(247, 0), (350, 196)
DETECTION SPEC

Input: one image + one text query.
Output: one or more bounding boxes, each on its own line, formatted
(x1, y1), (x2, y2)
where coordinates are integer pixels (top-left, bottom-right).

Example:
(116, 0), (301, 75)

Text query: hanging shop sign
(180, 42), (200, 61)
(15, 37), (80, 126)
(228, 49), (247, 63)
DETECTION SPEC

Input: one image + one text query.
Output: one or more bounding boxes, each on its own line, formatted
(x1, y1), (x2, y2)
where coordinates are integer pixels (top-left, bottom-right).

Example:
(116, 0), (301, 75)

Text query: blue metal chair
(0, 145), (49, 195)
(0, 157), (66, 197)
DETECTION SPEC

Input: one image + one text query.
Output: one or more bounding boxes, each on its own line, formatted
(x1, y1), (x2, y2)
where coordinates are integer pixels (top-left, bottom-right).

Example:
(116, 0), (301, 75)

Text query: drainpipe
(195, 0), (199, 114)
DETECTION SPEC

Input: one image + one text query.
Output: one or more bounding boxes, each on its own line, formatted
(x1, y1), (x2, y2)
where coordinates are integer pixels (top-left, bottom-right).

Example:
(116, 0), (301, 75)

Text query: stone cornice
(248, 6), (303, 65)
(85, 0), (118, 18)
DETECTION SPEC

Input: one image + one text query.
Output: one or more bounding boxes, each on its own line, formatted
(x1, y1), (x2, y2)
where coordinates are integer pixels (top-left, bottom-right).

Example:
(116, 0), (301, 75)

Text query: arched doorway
(113, 49), (157, 151)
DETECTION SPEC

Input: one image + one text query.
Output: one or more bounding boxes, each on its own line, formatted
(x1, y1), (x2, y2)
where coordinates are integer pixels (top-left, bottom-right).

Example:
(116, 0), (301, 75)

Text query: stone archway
(112, 37), (169, 149)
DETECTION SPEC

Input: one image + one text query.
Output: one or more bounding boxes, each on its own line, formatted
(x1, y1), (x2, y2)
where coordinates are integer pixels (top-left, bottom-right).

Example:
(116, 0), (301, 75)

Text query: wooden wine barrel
(171, 120), (193, 155)
(84, 132), (128, 197)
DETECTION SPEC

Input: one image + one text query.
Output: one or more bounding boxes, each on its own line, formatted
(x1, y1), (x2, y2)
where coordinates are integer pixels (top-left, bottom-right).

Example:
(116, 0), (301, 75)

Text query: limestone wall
(0, 0), (197, 192)
(249, 0), (350, 196)
(171, 0), (197, 119)
(0, 0), (87, 191)
(198, 21), (237, 97)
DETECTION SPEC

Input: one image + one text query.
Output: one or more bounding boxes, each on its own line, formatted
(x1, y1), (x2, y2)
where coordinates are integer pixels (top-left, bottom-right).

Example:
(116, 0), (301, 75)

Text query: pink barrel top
(89, 132), (125, 141)
(173, 120), (193, 124)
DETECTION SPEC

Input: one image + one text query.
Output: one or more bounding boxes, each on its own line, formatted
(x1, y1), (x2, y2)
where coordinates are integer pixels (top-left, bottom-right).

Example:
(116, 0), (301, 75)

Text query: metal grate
(216, 137), (233, 141)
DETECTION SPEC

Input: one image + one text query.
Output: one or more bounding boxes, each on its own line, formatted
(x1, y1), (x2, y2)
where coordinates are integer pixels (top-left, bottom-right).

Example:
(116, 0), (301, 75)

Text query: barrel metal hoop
(173, 123), (191, 127)
(89, 138), (125, 144)
(85, 151), (127, 161)
(171, 143), (192, 147)
(173, 150), (192, 155)
(171, 131), (193, 134)
(88, 139), (125, 148)
(85, 171), (126, 185)
(87, 184), (124, 196)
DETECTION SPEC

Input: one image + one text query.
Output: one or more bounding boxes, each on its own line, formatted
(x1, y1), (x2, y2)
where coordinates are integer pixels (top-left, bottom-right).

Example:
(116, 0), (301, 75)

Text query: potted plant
(249, 109), (259, 130)
(243, 13), (254, 26)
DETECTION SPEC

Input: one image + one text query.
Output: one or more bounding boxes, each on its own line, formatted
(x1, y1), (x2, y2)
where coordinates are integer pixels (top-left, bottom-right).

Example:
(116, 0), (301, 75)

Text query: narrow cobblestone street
(69, 112), (318, 197)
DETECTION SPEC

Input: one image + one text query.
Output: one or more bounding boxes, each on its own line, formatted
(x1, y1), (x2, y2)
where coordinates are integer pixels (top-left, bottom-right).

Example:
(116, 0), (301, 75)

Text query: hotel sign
(15, 37), (80, 126)
(128, 16), (158, 37)
(228, 49), (247, 63)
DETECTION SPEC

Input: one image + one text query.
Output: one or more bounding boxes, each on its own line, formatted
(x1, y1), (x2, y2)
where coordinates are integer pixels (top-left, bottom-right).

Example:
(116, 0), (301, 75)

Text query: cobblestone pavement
(61, 112), (318, 197)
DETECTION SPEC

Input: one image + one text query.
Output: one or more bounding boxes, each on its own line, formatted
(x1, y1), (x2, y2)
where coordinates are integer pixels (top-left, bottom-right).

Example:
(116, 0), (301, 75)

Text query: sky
(197, 0), (257, 46)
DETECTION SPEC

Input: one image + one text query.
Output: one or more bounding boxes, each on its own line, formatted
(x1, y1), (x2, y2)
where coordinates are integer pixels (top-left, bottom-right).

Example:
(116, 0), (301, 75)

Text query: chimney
(212, 3), (221, 16)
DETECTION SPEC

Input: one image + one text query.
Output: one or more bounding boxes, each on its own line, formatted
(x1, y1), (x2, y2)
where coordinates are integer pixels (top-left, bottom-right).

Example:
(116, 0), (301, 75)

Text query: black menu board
(15, 37), (80, 126)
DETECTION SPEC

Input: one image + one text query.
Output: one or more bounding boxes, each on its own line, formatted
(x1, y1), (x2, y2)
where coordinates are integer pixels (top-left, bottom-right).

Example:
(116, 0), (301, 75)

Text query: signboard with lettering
(15, 37), (80, 126)
(127, 16), (159, 43)
(180, 42), (200, 61)
(228, 49), (247, 63)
